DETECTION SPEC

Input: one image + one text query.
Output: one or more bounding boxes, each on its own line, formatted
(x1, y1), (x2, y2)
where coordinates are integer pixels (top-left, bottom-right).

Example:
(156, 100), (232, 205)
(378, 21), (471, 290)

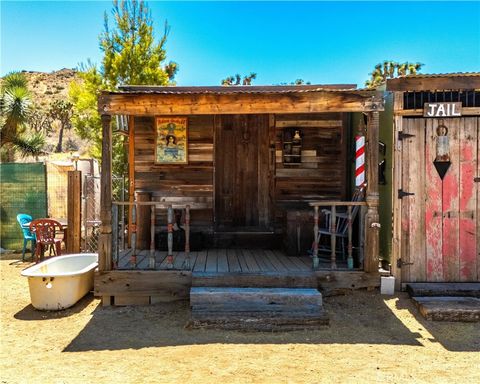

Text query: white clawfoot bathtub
(21, 253), (98, 310)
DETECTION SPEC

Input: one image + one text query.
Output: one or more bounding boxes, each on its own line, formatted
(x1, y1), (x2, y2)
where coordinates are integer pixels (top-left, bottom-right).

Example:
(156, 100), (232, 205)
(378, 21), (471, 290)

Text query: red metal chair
(29, 219), (63, 262)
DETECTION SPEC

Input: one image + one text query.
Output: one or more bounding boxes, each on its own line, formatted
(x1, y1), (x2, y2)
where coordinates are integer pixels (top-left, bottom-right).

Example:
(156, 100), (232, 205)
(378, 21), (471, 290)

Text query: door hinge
(396, 258), (414, 268)
(398, 189), (415, 199)
(398, 131), (415, 141)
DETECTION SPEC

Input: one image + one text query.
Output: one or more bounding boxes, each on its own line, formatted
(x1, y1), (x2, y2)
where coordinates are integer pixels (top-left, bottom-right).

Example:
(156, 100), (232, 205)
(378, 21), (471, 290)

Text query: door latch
(398, 189), (415, 199)
(398, 132), (415, 141)
(474, 177), (480, 183)
(396, 258), (414, 268)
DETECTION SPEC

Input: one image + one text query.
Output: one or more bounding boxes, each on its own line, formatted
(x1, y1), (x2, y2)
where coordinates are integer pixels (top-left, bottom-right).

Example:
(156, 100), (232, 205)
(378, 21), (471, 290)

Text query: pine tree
(69, 0), (178, 171)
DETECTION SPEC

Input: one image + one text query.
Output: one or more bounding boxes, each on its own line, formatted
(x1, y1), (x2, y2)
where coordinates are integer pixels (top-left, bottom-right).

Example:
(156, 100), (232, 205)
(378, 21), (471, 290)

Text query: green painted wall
(378, 90), (394, 263)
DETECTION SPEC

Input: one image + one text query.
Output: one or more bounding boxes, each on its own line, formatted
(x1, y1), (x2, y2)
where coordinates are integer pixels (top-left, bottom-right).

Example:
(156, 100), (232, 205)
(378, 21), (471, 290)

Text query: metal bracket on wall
(398, 131), (415, 141)
(396, 258), (414, 268)
(398, 189), (415, 199)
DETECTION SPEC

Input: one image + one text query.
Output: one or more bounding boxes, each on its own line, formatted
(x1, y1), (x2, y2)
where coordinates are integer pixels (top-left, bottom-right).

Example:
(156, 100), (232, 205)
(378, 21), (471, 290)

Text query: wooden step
(406, 283), (480, 298)
(411, 296), (480, 322)
(191, 287), (322, 307)
(190, 287), (328, 330)
(192, 272), (318, 289)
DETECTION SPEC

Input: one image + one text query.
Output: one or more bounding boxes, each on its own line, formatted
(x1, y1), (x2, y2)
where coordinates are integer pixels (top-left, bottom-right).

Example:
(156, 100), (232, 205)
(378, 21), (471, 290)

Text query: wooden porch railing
(112, 201), (194, 270)
(309, 201), (367, 270)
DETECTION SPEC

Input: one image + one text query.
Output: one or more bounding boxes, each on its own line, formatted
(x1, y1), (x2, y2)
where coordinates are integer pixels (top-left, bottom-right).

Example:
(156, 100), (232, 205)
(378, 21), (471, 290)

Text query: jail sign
(424, 102), (462, 117)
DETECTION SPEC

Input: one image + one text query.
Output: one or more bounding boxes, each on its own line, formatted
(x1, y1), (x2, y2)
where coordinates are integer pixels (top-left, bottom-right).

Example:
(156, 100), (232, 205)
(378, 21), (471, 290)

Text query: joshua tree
(49, 100), (73, 153)
(0, 72), (45, 160)
(221, 73), (257, 85)
(365, 61), (424, 88)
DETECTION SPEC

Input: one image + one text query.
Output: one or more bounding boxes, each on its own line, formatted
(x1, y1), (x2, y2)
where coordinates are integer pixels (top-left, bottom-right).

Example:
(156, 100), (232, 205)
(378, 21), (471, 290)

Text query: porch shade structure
(97, 85), (384, 273)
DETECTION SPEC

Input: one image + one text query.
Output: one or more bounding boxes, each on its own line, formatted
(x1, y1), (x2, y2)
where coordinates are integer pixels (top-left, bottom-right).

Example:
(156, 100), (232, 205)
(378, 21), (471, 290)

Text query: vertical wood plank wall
(133, 113), (347, 238)
(134, 115), (214, 233)
(274, 113), (347, 230)
(399, 116), (479, 283)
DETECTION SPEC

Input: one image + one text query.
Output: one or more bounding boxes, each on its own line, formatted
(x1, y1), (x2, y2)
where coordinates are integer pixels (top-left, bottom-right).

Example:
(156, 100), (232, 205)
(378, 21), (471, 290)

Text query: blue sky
(1, 1), (479, 86)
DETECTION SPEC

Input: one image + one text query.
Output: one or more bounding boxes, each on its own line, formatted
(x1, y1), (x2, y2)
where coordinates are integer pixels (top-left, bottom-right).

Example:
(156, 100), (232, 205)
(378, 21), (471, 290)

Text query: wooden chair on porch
(315, 186), (365, 261)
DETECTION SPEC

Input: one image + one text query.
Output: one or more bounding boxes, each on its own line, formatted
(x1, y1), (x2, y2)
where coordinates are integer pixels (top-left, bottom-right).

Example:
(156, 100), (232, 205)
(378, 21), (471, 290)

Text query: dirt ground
(1, 255), (479, 384)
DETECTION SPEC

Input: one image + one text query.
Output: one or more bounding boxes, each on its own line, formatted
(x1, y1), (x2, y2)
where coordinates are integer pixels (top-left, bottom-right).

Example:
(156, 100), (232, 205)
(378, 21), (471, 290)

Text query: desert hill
(21, 68), (79, 112)
(1, 68), (91, 157)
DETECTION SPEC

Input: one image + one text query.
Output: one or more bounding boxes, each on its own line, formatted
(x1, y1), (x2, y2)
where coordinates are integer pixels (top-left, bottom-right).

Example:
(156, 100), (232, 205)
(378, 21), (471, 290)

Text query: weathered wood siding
(134, 113), (348, 236)
(400, 117), (479, 283)
(134, 116), (214, 232)
(274, 113), (347, 227)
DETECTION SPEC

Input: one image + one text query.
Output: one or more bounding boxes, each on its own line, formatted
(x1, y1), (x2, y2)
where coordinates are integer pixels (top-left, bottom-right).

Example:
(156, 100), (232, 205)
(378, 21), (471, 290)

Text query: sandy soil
(1, 254), (479, 384)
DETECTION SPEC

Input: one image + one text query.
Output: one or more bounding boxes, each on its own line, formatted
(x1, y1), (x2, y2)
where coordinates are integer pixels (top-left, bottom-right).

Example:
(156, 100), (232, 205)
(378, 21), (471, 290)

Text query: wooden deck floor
(116, 249), (329, 272)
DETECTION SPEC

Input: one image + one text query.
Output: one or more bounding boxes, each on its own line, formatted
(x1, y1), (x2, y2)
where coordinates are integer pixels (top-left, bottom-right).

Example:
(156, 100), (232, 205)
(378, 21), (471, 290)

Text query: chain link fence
(83, 175), (126, 252)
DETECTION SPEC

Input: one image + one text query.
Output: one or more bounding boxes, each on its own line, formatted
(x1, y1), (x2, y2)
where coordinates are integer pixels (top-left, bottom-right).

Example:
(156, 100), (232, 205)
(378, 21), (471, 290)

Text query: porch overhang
(98, 85), (384, 115)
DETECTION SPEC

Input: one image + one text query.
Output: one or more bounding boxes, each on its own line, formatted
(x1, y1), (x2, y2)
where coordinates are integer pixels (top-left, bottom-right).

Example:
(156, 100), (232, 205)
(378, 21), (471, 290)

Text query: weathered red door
(401, 117), (479, 282)
(214, 114), (273, 231)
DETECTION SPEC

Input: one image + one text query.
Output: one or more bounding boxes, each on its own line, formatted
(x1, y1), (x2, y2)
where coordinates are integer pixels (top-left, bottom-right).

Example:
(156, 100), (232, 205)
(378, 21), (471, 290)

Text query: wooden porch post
(128, 116), (135, 247)
(364, 110), (381, 273)
(98, 114), (113, 274)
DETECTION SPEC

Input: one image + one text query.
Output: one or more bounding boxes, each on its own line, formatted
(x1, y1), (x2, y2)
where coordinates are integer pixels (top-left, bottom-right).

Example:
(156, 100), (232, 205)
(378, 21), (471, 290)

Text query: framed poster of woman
(155, 117), (188, 164)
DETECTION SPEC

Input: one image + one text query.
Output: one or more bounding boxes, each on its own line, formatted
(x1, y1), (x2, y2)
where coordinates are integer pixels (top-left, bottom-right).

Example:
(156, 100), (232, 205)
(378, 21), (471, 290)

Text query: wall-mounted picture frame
(155, 117), (188, 164)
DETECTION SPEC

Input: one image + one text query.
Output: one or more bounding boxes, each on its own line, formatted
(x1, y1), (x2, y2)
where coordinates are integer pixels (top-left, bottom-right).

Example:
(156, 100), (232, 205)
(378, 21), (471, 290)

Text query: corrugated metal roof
(109, 84), (377, 95)
(392, 72), (480, 79)
(386, 72), (480, 91)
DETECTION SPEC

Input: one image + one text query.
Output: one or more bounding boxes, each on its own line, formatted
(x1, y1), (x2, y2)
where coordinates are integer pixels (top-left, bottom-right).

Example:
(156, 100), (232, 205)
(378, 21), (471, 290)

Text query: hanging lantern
(433, 120), (451, 180)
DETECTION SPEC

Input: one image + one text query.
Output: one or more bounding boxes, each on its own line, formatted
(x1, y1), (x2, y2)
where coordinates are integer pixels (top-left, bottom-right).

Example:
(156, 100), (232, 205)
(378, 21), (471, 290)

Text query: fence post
(67, 170), (82, 253)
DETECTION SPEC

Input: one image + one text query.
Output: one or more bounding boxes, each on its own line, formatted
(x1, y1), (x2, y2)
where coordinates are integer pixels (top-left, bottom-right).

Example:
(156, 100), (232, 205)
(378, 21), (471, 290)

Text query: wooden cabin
(95, 85), (384, 306)
(387, 73), (480, 289)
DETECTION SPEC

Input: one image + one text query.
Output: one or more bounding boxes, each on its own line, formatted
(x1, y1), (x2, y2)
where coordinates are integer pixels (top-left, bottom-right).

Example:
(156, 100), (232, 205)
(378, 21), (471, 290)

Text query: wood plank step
(407, 283), (480, 298)
(190, 287), (322, 307)
(192, 271), (317, 288)
(192, 304), (322, 313)
(189, 312), (329, 331)
(411, 297), (480, 322)
(190, 287), (328, 330)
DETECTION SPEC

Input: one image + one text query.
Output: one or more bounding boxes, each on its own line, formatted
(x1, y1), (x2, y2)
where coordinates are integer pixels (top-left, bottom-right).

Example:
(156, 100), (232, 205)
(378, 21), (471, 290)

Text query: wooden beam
(387, 76), (480, 92)
(66, 170), (81, 253)
(94, 270), (192, 298)
(98, 114), (112, 272)
(394, 107), (480, 117)
(98, 91), (384, 115)
(364, 111), (381, 273)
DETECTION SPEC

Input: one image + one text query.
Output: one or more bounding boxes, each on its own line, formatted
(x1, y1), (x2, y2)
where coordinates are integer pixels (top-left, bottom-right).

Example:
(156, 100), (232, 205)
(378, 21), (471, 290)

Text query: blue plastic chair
(16, 214), (36, 261)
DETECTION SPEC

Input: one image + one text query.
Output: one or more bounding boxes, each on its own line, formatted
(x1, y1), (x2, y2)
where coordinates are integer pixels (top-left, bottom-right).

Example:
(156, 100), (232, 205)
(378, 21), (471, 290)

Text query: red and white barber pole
(355, 135), (365, 187)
